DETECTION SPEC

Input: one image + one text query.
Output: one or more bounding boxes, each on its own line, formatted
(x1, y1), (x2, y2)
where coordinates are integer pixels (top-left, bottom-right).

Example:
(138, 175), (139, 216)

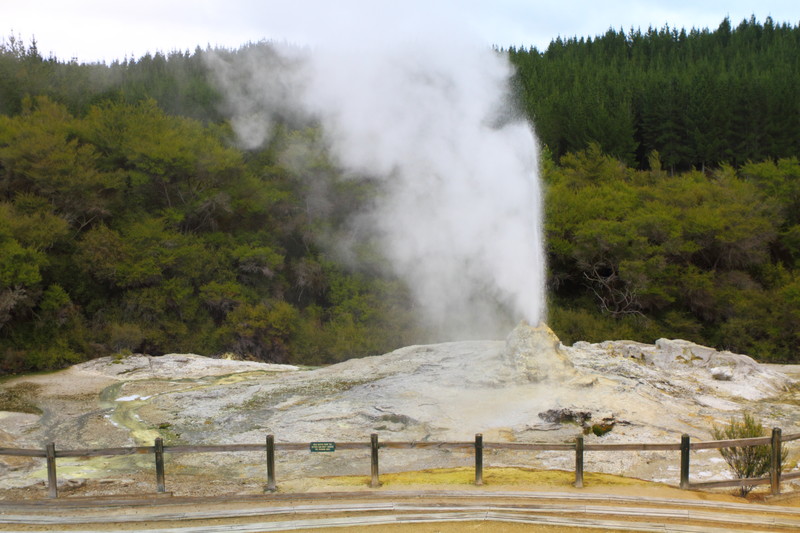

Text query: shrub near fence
(1, 430), (799, 499)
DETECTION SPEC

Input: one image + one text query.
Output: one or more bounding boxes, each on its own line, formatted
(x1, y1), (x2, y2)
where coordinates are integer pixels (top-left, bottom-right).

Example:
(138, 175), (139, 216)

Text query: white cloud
(4, 1), (800, 62)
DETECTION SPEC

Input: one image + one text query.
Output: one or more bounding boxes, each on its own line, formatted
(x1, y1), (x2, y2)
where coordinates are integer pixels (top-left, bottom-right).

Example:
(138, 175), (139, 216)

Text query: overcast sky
(4, 1), (800, 63)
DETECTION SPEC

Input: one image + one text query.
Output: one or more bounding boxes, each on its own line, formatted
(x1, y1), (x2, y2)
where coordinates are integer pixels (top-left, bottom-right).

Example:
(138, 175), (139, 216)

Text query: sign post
(309, 442), (336, 453)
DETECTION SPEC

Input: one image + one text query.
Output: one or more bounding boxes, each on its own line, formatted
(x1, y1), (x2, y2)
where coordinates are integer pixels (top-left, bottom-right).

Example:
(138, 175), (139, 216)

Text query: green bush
(711, 413), (783, 496)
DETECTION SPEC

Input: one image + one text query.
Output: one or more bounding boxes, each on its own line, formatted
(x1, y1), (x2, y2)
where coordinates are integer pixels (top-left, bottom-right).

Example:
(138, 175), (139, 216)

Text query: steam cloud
(207, 17), (545, 340)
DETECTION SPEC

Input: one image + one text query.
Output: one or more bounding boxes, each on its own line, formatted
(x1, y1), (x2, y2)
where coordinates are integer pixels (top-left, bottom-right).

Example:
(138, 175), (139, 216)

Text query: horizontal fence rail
(2, 430), (798, 499)
(56, 446), (155, 458)
(0, 448), (47, 458)
(583, 443), (681, 452)
(690, 436), (773, 450)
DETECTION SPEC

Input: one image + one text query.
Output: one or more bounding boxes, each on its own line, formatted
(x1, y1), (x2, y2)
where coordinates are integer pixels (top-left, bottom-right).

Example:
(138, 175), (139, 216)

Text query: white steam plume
(207, 17), (545, 340)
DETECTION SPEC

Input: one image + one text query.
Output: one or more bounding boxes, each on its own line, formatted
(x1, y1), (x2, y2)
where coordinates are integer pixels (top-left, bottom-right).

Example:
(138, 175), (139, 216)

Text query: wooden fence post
(680, 434), (690, 490)
(265, 434), (276, 492)
(771, 427), (782, 496)
(574, 435), (584, 488)
(46, 442), (58, 499)
(370, 433), (380, 488)
(155, 437), (165, 493)
(474, 433), (484, 486)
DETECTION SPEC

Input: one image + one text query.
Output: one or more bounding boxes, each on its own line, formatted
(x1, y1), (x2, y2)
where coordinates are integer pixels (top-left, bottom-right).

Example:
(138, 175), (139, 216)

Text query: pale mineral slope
(1, 323), (798, 489)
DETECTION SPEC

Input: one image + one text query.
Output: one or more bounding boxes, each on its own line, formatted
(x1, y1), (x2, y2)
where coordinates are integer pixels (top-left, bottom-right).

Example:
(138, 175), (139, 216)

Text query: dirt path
(2, 486), (799, 532)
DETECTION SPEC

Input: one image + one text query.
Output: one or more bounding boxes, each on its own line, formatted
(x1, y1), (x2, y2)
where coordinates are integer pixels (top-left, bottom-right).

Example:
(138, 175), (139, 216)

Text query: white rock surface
(73, 353), (299, 380)
(1, 324), (798, 489)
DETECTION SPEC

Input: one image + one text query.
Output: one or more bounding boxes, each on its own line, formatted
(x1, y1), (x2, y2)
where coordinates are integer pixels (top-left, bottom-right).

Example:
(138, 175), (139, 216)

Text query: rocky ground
(1, 322), (799, 498)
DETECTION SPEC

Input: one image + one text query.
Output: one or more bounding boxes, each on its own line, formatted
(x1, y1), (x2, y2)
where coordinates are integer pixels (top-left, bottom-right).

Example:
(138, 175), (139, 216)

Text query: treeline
(508, 16), (800, 171)
(0, 34), (222, 120)
(1, 17), (799, 371)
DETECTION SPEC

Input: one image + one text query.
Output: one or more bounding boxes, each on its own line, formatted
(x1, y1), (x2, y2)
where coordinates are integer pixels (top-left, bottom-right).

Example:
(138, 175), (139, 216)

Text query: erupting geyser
(208, 13), (546, 339)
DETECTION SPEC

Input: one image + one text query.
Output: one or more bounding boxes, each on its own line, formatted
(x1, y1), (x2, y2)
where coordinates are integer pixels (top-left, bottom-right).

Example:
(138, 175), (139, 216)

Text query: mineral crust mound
(1, 323), (797, 489)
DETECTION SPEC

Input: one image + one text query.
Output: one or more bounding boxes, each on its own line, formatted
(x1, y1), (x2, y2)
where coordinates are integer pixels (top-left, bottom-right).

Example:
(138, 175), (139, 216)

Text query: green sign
(309, 441), (336, 452)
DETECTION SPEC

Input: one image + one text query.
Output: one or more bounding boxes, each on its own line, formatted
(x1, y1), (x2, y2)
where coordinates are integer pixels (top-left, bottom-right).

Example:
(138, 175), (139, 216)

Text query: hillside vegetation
(509, 16), (800, 170)
(1, 16), (798, 372)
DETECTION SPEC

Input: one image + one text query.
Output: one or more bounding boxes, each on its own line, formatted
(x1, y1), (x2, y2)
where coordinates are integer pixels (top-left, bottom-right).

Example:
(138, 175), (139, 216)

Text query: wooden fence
(2, 429), (800, 499)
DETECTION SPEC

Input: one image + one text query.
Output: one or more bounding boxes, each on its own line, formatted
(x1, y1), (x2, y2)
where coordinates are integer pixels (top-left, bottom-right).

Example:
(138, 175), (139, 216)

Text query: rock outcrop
(574, 337), (790, 401)
(504, 322), (575, 382)
(0, 323), (797, 490)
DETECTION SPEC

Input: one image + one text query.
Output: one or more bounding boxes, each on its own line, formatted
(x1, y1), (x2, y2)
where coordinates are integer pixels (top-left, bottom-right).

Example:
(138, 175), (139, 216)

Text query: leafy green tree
(0, 237), (44, 330)
(219, 301), (300, 363)
(0, 97), (121, 229)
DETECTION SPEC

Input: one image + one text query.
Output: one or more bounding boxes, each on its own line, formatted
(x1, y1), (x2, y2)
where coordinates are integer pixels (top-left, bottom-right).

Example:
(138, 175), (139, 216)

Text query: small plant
(712, 413), (784, 497)
(587, 422), (615, 437)
(112, 349), (133, 364)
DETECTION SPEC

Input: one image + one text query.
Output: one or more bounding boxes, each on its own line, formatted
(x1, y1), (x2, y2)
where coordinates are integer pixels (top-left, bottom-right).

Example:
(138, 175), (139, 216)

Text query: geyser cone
(505, 321), (575, 382)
